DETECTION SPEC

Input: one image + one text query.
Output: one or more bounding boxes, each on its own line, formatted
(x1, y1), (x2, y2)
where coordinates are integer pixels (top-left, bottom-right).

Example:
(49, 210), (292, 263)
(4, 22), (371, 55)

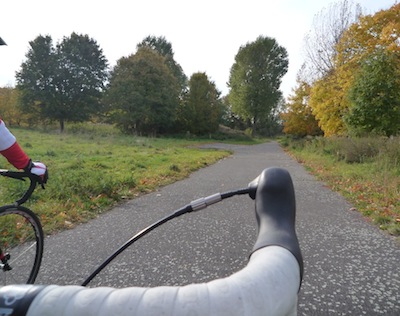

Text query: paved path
(37, 142), (399, 315)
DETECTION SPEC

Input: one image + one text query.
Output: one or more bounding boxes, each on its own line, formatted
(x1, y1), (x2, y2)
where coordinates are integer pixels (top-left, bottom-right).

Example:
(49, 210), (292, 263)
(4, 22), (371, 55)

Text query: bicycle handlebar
(0, 167), (303, 316)
(0, 169), (44, 206)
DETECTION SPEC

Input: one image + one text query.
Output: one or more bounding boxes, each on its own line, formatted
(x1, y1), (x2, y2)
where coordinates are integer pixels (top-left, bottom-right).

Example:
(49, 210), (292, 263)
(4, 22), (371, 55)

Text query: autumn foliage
(283, 3), (400, 137)
(281, 81), (322, 137)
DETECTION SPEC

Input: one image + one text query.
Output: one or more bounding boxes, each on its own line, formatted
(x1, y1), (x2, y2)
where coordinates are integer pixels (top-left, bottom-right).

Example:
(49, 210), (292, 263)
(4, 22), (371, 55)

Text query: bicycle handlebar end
(251, 167), (304, 285)
(0, 170), (43, 205)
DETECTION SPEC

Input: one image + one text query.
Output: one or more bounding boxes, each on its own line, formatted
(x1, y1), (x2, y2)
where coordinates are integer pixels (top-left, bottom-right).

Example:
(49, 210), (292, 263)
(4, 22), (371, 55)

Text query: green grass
(0, 124), (238, 235)
(280, 136), (400, 238)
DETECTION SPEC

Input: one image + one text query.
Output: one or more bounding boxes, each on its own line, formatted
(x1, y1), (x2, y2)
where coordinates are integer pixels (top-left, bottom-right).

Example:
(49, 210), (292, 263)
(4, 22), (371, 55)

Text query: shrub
(335, 137), (381, 163)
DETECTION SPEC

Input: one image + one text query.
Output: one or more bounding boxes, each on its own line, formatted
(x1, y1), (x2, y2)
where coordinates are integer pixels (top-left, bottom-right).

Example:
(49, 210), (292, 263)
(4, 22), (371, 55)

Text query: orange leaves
(330, 177), (399, 223)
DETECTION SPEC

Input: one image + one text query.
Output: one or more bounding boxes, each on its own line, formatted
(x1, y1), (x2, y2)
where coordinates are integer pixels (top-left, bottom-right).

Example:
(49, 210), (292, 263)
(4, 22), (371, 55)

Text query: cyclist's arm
(0, 119), (30, 169)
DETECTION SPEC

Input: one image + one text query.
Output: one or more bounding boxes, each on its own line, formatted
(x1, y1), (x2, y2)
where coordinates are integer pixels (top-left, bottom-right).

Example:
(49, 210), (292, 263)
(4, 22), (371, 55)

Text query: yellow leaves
(308, 3), (400, 137)
(374, 4), (400, 52)
(282, 81), (322, 137)
(336, 3), (400, 66)
(309, 73), (348, 137)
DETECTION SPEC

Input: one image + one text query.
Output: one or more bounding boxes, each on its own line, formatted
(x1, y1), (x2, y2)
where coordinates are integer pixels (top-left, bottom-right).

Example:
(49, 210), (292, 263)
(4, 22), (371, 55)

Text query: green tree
(179, 72), (222, 135)
(228, 36), (288, 135)
(16, 35), (55, 124)
(106, 47), (179, 135)
(220, 95), (246, 130)
(16, 33), (108, 131)
(346, 51), (400, 136)
(137, 35), (187, 93)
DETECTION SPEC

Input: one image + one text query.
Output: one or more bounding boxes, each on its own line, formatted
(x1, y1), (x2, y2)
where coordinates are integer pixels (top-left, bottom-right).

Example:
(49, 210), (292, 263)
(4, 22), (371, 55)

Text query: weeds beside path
(280, 136), (400, 238)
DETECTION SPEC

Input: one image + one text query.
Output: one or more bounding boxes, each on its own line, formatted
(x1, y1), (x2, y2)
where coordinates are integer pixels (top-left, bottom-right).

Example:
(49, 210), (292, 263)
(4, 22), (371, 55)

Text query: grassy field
(6, 124), (397, 240)
(0, 124), (249, 235)
(280, 136), (400, 238)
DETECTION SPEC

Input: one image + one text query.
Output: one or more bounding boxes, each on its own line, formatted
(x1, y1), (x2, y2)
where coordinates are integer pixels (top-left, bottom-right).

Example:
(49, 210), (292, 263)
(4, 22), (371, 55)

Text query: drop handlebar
(0, 167), (303, 316)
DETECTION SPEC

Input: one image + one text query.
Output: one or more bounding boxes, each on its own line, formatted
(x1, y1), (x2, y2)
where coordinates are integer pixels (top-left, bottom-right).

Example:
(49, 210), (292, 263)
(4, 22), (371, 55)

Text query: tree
(308, 3), (400, 136)
(302, 0), (361, 135)
(220, 95), (246, 130)
(137, 35), (187, 93)
(178, 72), (222, 135)
(346, 51), (400, 136)
(336, 3), (400, 66)
(281, 80), (322, 137)
(106, 47), (179, 135)
(16, 35), (56, 124)
(228, 36), (288, 135)
(308, 70), (349, 136)
(303, 0), (361, 82)
(16, 33), (108, 132)
(0, 87), (27, 126)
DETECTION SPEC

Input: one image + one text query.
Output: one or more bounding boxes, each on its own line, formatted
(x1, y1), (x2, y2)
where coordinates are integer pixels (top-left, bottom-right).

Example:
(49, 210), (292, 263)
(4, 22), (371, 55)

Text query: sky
(0, 0), (397, 99)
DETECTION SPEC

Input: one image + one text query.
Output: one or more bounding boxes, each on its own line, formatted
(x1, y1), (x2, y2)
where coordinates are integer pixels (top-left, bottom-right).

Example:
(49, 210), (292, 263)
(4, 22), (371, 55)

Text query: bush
(334, 137), (381, 163)
(282, 135), (398, 166)
(381, 137), (400, 168)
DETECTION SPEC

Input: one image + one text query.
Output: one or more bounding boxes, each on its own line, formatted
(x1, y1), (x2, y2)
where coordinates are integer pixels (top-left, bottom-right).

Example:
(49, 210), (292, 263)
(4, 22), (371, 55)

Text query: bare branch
(302, 0), (362, 82)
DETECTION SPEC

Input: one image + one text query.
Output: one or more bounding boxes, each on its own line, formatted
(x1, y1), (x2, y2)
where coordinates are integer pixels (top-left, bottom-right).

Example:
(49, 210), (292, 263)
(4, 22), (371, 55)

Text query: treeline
(0, 32), (289, 137)
(281, 2), (400, 138)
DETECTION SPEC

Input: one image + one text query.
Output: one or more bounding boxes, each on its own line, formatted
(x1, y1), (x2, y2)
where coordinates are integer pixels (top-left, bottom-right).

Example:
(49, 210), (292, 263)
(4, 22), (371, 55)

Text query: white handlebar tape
(24, 246), (300, 316)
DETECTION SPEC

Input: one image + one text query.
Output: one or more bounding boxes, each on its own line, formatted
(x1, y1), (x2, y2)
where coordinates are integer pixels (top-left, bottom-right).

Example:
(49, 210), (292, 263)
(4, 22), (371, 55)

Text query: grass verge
(0, 125), (235, 236)
(280, 136), (400, 238)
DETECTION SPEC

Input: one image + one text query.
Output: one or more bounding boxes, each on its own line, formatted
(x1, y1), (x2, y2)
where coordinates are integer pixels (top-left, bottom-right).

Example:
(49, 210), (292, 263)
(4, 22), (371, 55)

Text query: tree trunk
(60, 119), (65, 133)
(252, 115), (258, 136)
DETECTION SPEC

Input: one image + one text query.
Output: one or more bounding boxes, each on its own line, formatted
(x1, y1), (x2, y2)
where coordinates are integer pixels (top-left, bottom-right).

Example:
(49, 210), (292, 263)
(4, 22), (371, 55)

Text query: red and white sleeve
(0, 119), (30, 169)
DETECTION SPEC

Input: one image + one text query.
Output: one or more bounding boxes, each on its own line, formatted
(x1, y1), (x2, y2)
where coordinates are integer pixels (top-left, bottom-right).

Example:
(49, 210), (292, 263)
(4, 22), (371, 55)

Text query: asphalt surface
(36, 141), (400, 315)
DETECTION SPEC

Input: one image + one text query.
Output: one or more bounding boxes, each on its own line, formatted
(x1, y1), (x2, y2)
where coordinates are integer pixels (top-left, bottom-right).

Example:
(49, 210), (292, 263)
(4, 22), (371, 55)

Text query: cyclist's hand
(25, 160), (48, 184)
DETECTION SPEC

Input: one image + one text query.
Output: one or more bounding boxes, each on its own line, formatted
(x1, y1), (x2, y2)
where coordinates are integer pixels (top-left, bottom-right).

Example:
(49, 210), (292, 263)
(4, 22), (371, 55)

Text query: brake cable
(81, 187), (251, 286)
